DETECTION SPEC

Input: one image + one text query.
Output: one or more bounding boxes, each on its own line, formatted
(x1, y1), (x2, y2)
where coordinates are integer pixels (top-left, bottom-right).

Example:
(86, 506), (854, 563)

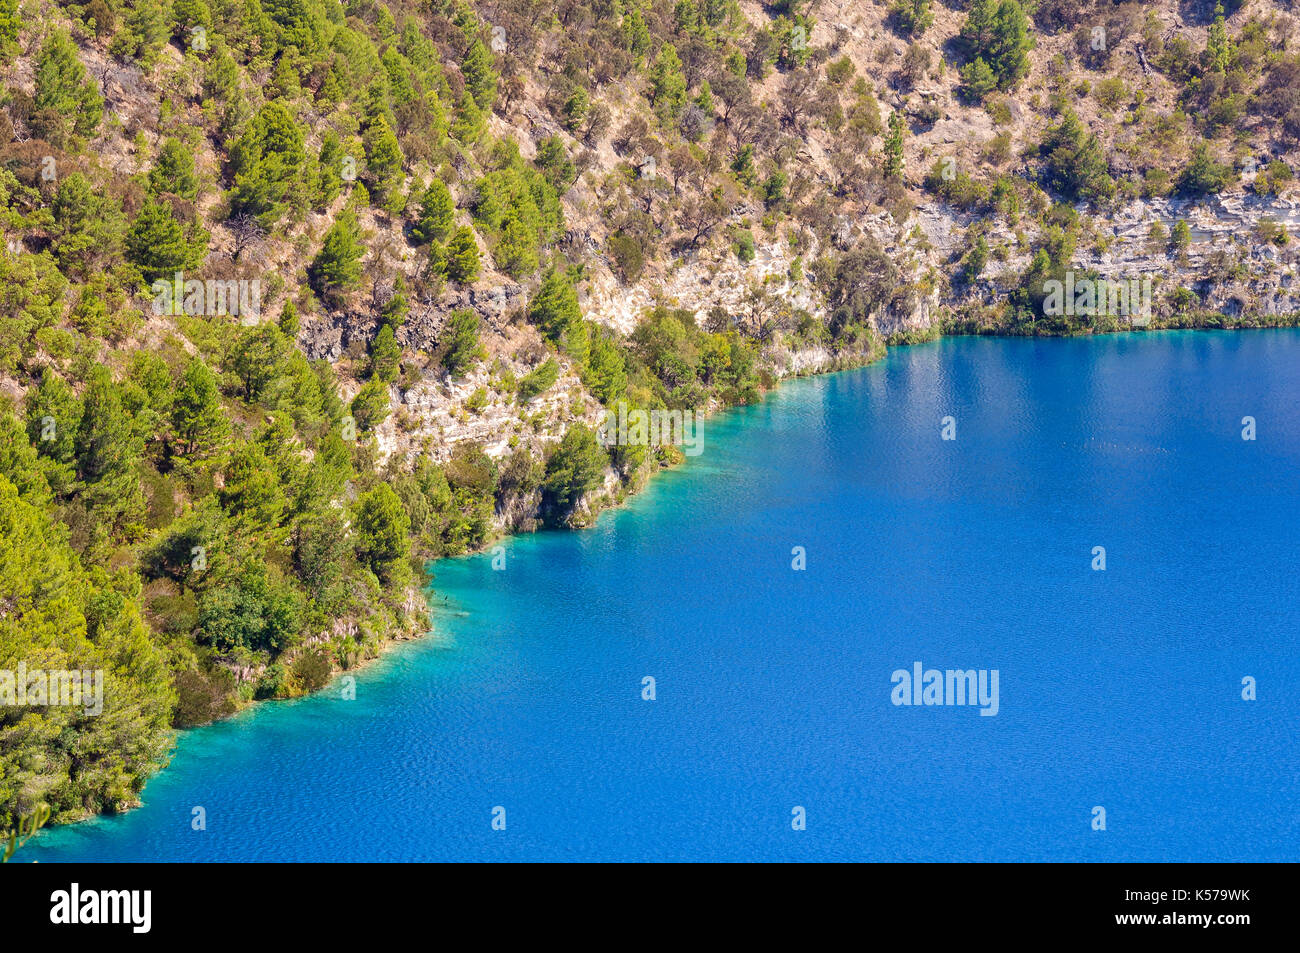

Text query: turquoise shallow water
(28, 331), (1300, 861)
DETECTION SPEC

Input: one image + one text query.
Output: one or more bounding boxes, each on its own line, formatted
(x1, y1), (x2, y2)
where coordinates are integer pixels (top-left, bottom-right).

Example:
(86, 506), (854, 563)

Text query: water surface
(29, 332), (1300, 861)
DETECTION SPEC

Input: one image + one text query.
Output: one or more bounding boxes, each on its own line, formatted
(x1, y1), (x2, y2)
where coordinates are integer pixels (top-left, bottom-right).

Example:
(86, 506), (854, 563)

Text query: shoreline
(52, 317), (1299, 829)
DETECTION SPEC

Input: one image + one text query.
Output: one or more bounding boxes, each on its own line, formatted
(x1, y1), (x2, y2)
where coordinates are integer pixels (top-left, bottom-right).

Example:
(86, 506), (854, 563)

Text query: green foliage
(826, 56), (854, 87)
(171, 358), (229, 460)
(32, 30), (103, 146)
(622, 6), (652, 64)
(607, 233), (646, 284)
(290, 506), (349, 605)
(732, 227), (756, 262)
(561, 85), (589, 133)
(517, 358), (560, 402)
(150, 139), (200, 201)
(369, 324), (402, 382)
(111, 0), (170, 66)
(1039, 109), (1114, 203)
(353, 484), (411, 585)
(218, 441), (286, 528)
(649, 43), (688, 123)
(542, 424), (608, 517)
(528, 267), (586, 361)
(228, 102), (307, 229)
(309, 212), (364, 305)
(891, 0), (933, 37)
(960, 235), (990, 284)
(229, 324), (290, 403)
(3, 804), (51, 863)
(291, 650), (333, 694)
(444, 226), (481, 283)
(960, 0), (1034, 93)
(171, 0), (213, 42)
(0, 0), (20, 60)
(362, 115), (405, 209)
(412, 179), (455, 244)
(960, 57), (999, 103)
(279, 300), (301, 336)
(198, 556), (302, 654)
(263, 0), (331, 54)
(126, 201), (207, 284)
(884, 111), (906, 181)
(827, 242), (898, 343)
(25, 369), (80, 468)
(495, 213), (540, 277)
(380, 276), (409, 331)
(763, 170), (788, 208)
(202, 40), (239, 101)
(1251, 161), (1293, 197)
(0, 471), (173, 828)
(313, 132), (346, 209)
(395, 451), (495, 557)
(925, 160), (989, 211)
(1206, 4), (1234, 75)
(731, 144), (756, 186)
(1178, 143), (1236, 196)
(775, 15), (814, 70)
(1010, 217), (1080, 328)
(461, 37), (498, 110)
(451, 91), (487, 144)
(0, 251), (69, 375)
(535, 136), (575, 193)
(470, 155), (563, 279)
(350, 378), (390, 431)
(74, 366), (145, 537)
(141, 499), (222, 590)
(583, 328), (628, 405)
(442, 309), (484, 378)
(51, 173), (124, 279)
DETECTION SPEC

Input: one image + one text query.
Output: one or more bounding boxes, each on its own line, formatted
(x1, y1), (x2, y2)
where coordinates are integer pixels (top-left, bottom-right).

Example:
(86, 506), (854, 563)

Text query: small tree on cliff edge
(542, 424), (608, 521)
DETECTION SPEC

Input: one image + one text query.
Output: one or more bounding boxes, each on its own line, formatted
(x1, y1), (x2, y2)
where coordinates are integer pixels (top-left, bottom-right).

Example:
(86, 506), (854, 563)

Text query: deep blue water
(29, 331), (1300, 861)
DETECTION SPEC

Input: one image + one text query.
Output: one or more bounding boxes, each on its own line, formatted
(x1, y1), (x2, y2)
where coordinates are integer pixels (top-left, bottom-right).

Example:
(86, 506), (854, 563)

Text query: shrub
(1178, 143), (1235, 196)
(442, 309), (484, 378)
(517, 358), (560, 402)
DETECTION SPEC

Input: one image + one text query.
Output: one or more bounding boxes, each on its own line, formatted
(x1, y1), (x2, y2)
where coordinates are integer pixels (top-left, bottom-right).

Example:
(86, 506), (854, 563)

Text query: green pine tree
(228, 101), (307, 228)
(444, 226), (481, 283)
(171, 358), (229, 459)
(649, 43), (688, 123)
(441, 309), (484, 378)
(369, 324), (402, 382)
(353, 483), (411, 585)
(126, 200), (206, 284)
(308, 212), (364, 305)
(150, 138), (199, 200)
(412, 179), (455, 244)
(363, 115), (404, 209)
(32, 30), (103, 146)
(461, 37), (498, 110)
(884, 110), (906, 181)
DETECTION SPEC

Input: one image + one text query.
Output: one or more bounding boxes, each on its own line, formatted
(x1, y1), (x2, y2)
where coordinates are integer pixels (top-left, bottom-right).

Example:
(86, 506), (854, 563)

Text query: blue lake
(29, 331), (1300, 861)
